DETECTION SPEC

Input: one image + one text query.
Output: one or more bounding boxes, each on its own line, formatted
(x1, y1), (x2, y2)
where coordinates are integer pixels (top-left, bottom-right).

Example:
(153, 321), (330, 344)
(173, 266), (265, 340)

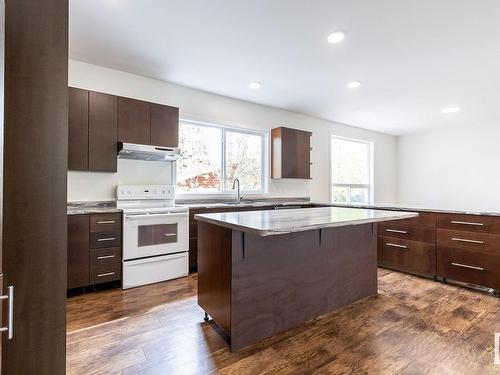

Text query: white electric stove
(117, 185), (188, 289)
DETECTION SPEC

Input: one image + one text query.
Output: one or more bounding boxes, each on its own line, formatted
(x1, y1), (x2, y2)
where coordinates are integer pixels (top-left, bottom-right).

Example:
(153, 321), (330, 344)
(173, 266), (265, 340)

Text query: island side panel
(230, 223), (377, 351)
(197, 221), (232, 335)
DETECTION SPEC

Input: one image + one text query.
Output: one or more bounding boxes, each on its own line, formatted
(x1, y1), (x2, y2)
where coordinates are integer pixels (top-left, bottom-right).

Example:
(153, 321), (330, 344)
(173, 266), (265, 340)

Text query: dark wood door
(89, 92), (118, 172)
(3, 0), (68, 373)
(118, 97), (150, 145)
(150, 103), (179, 147)
(68, 87), (89, 171)
(67, 215), (90, 289)
(295, 129), (311, 179)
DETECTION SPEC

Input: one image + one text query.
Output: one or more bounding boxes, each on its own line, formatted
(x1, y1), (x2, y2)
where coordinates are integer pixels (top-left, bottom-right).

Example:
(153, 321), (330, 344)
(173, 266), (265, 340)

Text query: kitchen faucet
(232, 178), (241, 204)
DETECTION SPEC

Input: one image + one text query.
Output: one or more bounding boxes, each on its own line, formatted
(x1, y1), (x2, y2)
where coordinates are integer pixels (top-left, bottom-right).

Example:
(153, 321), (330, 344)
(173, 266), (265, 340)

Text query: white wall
(68, 60), (398, 203)
(397, 123), (500, 212)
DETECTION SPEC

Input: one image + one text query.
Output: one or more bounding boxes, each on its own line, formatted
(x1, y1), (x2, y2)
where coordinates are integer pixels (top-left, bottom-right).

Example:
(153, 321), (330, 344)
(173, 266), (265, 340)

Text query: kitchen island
(195, 206), (417, 351)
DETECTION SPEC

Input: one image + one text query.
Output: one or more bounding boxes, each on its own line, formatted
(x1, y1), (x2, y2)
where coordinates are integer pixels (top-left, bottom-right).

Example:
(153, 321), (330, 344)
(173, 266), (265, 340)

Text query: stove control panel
(117, 185), (175, 200)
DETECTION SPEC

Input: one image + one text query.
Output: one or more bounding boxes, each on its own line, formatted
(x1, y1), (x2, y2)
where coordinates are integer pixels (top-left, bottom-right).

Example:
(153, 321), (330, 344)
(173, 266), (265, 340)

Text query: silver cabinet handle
(164, 233), (176, 237)
(451, 220), (484, 226)
(97, 272), (115, 277)
(451, 237), (484, 244)
(97, 255), (116, 260)
(0, 286), (14, 339)
(386, 243), (408, 249)
(451, 262), (484, 271)
(97, 237), (116, 242)
(385, 229), (408, 234)
(97, 220), (116, 224)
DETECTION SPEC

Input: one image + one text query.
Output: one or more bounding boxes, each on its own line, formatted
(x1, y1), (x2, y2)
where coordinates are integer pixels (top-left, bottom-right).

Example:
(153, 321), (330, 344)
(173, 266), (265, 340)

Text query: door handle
(0, 286), (14, 339)
(451, 237), (484, 244)
(385, 229), (408, 234)
(164, 233), (176, 237)
(97, 237), (116, 242)
(97, 255), (116, 260)
(97, 220), (116, 224)
(450, 220), (484, 226)
(386, 243), (408, 249)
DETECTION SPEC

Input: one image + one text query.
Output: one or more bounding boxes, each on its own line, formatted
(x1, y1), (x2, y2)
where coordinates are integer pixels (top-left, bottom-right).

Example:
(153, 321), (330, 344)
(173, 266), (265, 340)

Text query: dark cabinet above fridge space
(68, 87), (179, 172)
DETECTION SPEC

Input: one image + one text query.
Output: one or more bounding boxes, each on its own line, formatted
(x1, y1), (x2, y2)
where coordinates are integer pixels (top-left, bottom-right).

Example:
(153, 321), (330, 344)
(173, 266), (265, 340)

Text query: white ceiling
(69, 0), (500, 135)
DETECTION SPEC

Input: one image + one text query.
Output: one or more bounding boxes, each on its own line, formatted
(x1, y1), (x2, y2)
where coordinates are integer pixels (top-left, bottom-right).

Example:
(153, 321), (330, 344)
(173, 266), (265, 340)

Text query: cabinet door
(118, 97), (150, 144)
(150, 103), (179, 147)
(68, 87), (89, 171)
(89, 92), (118, 172)
(295, 130), (311, 179)
(281, 127), (298, 178)
(68, 215), (90, 289)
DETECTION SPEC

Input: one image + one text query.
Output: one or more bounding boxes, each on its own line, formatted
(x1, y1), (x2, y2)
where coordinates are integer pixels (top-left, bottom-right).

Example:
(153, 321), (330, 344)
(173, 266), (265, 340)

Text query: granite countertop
(67, 201), (122, 215)
(176, 197), (312, 209)
(195, 206), (418, 236)
(329, 203), (500, 217)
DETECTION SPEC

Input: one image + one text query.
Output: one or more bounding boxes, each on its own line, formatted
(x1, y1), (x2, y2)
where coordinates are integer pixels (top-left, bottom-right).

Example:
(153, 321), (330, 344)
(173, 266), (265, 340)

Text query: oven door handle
(125, 212), (188, 219)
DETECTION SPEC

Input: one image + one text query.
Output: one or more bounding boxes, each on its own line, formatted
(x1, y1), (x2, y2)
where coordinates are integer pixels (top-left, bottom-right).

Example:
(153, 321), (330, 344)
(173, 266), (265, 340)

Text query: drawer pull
(97, 237), (116, 242)
(451, 237), (484, 244)
(97, 272), (115, 277)
(97, 255), (116, 260)
(97, 220), (116, 224)
(450, 220), (484, 226)
(451, 262), (484, 271)
(385, 229), (408, 234)
(386, 242), (408, 249)
(164, 233), (176, 237)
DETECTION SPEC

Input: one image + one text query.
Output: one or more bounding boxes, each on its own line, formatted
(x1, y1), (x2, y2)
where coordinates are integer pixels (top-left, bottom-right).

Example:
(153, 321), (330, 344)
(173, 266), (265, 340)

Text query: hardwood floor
(67, 269), (500, 374)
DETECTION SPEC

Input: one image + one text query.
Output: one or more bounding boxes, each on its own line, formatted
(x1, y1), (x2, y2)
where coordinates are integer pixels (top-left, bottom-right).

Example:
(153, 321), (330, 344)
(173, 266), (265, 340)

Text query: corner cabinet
(271, 127), (312, 179)
(68, 87), (180, 172)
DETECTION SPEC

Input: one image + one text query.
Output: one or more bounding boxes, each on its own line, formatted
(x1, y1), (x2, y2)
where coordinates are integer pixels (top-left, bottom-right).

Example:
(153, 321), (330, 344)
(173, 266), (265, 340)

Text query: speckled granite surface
(67, 201), (122, 215)
(195, 206), (418, 236)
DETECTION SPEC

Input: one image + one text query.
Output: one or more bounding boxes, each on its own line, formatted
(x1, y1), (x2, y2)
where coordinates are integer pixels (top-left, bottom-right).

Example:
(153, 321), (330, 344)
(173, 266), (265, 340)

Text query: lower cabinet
(67, 213), (122, 290)
(377, 210), (500, 293)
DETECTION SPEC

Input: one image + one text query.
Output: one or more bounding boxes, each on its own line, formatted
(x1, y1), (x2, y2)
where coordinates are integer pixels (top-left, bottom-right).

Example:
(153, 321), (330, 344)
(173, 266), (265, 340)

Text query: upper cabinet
(118, 98), (179, 147)
(68, 87), (118, 172)
(68, 87), (180, 172)
(118, 97), (150, 145)
(68, 88), (89, 171)
(271, 126), (312, 179)
(150, 103), (179, 147)
(89, 92), (118, 172)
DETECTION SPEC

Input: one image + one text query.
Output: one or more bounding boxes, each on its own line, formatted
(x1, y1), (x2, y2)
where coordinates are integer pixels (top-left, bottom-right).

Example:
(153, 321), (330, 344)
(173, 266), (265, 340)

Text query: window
(177, 120), (266, 194)
(331, 136), (373, 204)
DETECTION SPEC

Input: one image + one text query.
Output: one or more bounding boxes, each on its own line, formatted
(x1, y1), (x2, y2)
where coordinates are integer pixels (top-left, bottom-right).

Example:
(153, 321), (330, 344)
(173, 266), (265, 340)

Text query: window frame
(330, 134), (374, 205)
(176, 118), (268, 196)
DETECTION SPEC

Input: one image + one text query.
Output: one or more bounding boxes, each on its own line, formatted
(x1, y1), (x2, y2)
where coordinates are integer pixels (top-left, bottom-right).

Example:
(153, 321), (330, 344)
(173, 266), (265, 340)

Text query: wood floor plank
(66, 270), (500, 375)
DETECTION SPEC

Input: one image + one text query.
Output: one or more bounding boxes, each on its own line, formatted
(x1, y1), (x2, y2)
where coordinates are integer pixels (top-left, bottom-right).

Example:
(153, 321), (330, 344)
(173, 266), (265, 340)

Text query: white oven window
(138, 223), (178, 247)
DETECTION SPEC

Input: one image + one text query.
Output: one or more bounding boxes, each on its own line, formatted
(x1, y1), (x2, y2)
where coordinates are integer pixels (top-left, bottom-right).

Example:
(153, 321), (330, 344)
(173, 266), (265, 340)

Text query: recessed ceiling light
(327, 31), (345, 44)
(347, 81), (361, 88)
(248, 81), (262, 89)
(441, 106), (462, 114)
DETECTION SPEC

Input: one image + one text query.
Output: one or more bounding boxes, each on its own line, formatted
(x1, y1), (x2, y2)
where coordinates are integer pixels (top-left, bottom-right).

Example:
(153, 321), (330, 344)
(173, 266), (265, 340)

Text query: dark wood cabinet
(118, 97), (151, 145)
(151, 103), (179, 147)
(271, 127), (312, 179)
(68, 88), (89, 171)
(89, 92), (118, 172)
(68, 88), (118, 172)
(67, 213), (122, 290)
(68, 215), (90, 289)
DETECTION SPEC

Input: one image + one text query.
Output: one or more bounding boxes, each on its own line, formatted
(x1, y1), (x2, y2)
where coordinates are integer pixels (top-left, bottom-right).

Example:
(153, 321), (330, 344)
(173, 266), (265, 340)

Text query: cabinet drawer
(377, 236), (436, 277)
(437, 247), (500, 290)
(437, 229), (500, 253)
(90, 247), (121, 269)
(90, 258), (121, 285)
(90, 213), (121, 231)
(437, 213), (500, 234)
(386, 212), (436, 228)
(378, 223), (435, 243)
(90, 229), (121, 249)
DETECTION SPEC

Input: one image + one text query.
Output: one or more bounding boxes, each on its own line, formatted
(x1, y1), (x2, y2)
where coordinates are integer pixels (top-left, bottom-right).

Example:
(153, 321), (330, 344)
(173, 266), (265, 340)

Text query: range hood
(117, 142), (181, 161)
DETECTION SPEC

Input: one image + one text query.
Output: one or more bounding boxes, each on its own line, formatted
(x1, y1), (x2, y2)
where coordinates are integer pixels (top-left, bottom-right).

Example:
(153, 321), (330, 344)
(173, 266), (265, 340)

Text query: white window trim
(329, 134), (374, 205)
(176, 118), (269, 197)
